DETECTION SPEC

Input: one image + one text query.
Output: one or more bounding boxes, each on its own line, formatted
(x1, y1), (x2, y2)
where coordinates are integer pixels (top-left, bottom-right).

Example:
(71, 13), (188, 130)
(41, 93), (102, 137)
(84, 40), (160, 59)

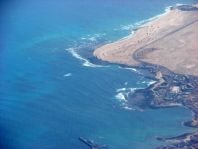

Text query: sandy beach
(94, 4), (198, 76)
(94, 4), (198, 149)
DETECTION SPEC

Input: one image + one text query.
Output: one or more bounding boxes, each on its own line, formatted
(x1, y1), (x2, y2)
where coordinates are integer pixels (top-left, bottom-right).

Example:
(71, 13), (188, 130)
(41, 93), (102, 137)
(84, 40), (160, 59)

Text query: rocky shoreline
(80, 50), (198, 149)
(92, 4), (198, 149)
(129, 61), (198, 149)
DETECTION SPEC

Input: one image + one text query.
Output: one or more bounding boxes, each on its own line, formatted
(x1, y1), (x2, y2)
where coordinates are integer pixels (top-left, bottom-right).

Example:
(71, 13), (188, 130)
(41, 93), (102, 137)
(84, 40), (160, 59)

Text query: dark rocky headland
(93, 4), (198, 149)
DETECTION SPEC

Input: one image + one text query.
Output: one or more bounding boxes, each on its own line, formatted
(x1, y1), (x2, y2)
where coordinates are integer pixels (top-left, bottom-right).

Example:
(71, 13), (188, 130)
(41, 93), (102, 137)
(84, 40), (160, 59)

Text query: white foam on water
(81, 36), (97, 42)
(118, 5), (172, 40)
(65, 47), (105, 68)
(123, 106), (134, 110)
(80, 33), (106, 42)
(126, 68), (138, 72)
(118, 66), (141, 74)
(116, 88), (127, 92)
(115, 88), (134, 107)
(116, 87), (141, 94)
(65, 32), (109, 68)
(115, 92), (127, 102)
(120, 25), (134, 31)
(123, 105), (143, 111)
(63, 73), (72, 77)
(115, 86), (145, 111)
(116, 81), (155, 111)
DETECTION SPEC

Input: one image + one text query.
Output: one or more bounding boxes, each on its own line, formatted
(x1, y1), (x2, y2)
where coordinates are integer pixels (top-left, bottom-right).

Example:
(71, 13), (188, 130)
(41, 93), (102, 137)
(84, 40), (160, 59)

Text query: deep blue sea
(0, 0), (197, 149)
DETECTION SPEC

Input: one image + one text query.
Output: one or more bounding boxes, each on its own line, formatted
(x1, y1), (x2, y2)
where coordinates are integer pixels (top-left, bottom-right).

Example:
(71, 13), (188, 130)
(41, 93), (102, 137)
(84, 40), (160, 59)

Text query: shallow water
(0, 0), (197, 149)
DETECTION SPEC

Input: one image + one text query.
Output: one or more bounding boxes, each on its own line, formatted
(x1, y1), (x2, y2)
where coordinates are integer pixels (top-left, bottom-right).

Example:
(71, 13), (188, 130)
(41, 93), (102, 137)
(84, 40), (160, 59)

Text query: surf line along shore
(94, 4), (198, 149)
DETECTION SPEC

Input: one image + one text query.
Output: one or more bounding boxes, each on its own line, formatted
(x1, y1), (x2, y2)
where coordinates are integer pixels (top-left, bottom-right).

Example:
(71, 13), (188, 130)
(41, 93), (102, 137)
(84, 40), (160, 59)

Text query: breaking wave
(115, 77), (156, 111)
(118, 5), (172, 39)
(65, 32), (111, 68)
(118, 66), (141, 74)
(65, 47), (105, 67)
(115, 87), (143, 111)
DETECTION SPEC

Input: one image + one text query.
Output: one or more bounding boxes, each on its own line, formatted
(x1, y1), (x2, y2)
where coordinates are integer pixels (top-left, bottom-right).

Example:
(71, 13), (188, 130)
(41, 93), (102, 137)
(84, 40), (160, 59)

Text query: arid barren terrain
(94, 4), (198, 76)
(94, 4), (198, 149)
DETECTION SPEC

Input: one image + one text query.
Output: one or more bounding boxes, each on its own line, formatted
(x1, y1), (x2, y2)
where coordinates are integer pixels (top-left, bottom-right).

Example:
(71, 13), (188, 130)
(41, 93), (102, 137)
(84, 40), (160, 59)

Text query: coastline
(94, 4), (198, 149)
(119, 5), (172, 41)
(94, 4), (198, 76)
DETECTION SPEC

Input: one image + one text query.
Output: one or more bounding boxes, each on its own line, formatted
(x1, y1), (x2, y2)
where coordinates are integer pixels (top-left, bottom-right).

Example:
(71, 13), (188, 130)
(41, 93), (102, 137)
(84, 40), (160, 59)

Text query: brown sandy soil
(94, 4), (198, 76)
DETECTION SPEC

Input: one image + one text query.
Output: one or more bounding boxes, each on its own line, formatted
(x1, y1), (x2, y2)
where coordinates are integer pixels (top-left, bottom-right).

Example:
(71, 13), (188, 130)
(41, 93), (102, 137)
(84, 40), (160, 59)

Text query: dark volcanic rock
(177, 5), (198, 11)
(124, 61), (198, 149)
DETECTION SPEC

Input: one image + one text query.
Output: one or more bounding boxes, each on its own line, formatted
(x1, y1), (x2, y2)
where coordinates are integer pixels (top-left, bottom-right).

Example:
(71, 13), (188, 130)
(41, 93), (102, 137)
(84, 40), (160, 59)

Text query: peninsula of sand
(94, 4), (198, 76)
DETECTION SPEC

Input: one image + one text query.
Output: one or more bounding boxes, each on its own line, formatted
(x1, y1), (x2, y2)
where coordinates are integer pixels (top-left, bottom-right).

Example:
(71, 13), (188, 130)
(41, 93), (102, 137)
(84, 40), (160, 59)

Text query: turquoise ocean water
(0, 0), (197, 149)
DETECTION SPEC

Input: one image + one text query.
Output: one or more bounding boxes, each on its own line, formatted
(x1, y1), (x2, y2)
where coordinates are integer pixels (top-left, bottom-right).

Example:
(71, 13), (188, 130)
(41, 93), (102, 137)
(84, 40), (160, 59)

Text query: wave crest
(118, 5), (172, 39)
(115, 87), (143, 111)
(65, 47), (105, 68)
